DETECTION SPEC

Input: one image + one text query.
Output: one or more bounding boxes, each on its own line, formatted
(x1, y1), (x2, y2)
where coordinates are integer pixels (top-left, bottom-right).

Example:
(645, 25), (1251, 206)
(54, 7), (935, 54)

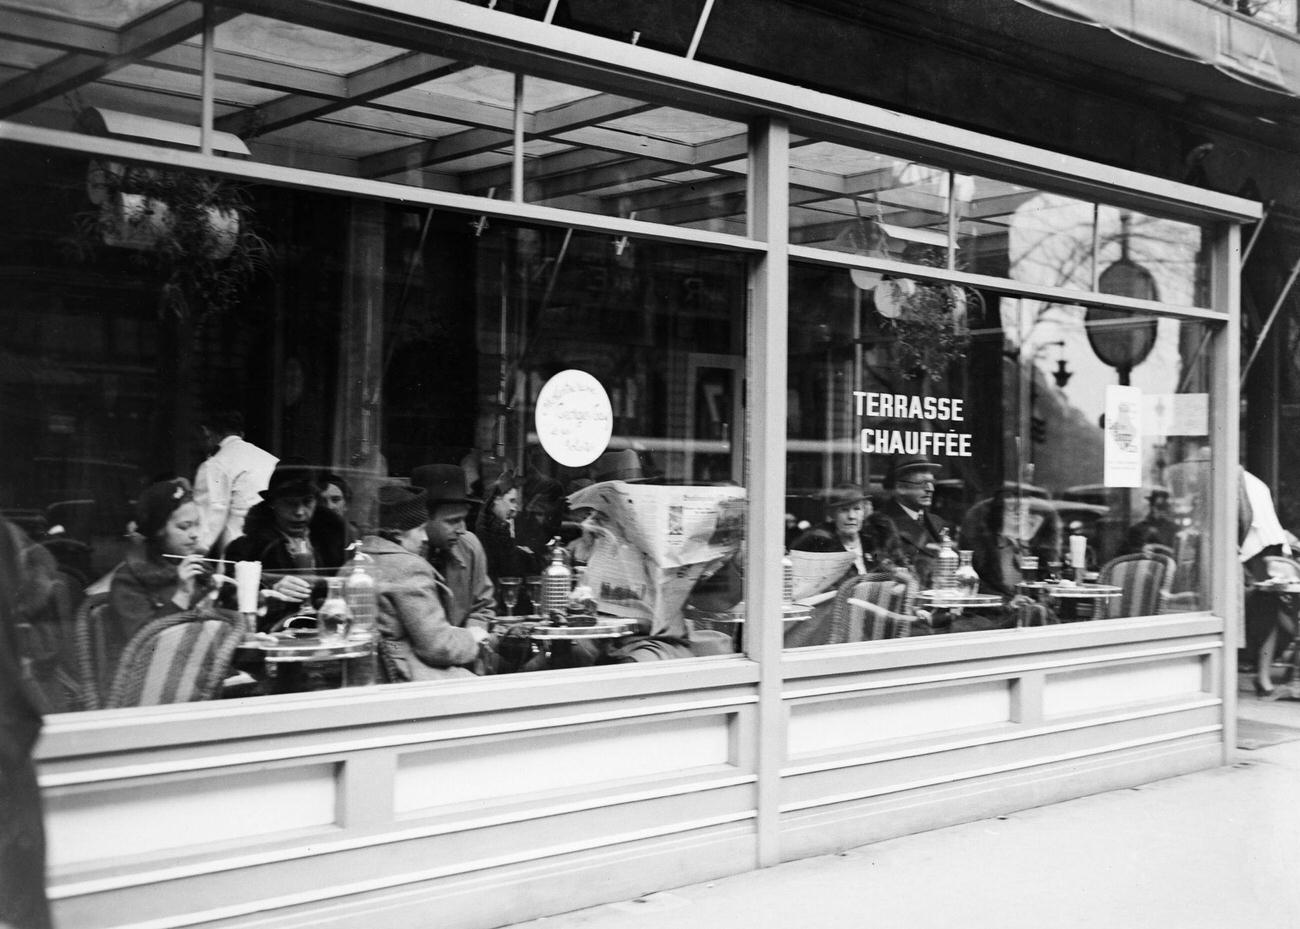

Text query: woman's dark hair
(135, 479), (195, 557)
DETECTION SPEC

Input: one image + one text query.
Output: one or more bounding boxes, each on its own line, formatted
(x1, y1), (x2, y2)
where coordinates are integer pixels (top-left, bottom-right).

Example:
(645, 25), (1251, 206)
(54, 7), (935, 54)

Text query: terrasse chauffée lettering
(853, 391), (973, 458)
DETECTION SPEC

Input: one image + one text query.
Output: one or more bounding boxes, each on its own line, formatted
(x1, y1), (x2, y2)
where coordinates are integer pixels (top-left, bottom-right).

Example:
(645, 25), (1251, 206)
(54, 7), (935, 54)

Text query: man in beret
(879, 456), (953, 589)
(410, 464), (495, 634)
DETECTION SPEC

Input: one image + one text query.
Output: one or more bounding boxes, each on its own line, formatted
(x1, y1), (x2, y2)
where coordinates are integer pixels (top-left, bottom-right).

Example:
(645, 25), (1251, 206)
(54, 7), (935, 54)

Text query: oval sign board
(535, 369), (613, 468)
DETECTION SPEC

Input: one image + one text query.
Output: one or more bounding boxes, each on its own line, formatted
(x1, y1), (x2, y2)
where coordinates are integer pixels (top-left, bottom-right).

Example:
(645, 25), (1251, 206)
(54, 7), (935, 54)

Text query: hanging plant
(871, 243), (973, 382)
(73, 160), (271, 322)
(884, 281), (971, 382)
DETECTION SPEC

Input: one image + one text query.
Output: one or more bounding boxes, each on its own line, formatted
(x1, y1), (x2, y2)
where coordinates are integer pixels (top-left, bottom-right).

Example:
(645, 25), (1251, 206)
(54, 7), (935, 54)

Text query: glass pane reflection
(0, 142), (750, 714)
(785, 263), (1213, 648)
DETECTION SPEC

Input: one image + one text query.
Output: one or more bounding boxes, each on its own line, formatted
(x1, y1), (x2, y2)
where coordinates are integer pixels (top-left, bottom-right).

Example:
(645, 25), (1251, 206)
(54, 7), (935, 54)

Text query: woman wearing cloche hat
(348, 484), (492, 681)
(789, 481), (907, 576)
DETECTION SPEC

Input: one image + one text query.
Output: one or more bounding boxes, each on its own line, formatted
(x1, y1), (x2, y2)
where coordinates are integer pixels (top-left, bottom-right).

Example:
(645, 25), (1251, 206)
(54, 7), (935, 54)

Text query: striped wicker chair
(828, 570), (920, 643)
(72, 590), (112, 710)
(105, 608), (243, 708)
(1097, 552), (1175, 620)
(16, 566), (86, 714)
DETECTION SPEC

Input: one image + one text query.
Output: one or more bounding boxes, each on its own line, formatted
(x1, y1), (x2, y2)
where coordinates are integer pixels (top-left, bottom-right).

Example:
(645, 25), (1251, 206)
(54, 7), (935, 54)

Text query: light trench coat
(353, 535), (480, 680)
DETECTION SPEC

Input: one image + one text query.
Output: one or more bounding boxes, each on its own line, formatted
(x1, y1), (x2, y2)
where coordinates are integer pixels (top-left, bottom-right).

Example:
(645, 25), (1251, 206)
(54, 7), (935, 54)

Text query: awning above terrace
(1014, 0), (1300, 100)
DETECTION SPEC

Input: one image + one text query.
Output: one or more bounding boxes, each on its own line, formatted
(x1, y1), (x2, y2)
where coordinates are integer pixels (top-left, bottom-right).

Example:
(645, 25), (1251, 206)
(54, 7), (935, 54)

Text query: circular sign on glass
(535, 369), (614, 468)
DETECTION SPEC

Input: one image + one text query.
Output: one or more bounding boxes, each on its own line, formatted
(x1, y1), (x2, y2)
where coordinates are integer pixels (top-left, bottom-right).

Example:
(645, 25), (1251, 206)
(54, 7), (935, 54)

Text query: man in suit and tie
(879, 456), (953, 589)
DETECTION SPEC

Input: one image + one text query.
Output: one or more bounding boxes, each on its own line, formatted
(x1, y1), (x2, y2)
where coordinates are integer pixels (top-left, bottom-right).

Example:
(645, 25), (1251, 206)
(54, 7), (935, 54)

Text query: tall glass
(499, 577), (522, 616)
(525, 575), (543, 615)
(234, 561), (262, 639)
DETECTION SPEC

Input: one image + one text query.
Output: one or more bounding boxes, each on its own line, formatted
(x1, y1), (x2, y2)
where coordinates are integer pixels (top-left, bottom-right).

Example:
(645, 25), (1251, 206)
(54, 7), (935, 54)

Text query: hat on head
(136, 479), (193, 538)
(819, 482), (869, 511)
(410, 464), (476, 506)
(261, 463), (320, 501)
(886, 455), (942, 487)
(591, 448), (643, 483)
(377, 484), (429, 532)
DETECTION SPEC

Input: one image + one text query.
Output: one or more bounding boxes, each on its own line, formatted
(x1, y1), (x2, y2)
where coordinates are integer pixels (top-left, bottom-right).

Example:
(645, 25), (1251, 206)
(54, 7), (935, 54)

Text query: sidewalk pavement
(511, 674), (1300, 929)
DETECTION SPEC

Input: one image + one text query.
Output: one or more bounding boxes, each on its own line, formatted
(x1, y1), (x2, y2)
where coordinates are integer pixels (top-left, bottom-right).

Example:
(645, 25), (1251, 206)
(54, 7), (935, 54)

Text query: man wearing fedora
(880, 456), (953, 589)
(410, 464), (495, 633)
(224, 462), (351, 627)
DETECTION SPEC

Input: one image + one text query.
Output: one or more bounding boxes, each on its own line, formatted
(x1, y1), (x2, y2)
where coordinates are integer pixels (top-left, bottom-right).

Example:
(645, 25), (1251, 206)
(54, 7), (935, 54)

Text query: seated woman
(786, 483), (916, 647)
(789, 482), (908, 576)
(106, 479), (213, 670)
(354, 484), (490, 681)
(475, 473), (542, 613)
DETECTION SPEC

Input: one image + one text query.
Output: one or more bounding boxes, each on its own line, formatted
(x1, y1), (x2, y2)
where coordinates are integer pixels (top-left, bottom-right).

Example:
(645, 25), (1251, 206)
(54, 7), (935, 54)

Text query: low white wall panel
(394, 714), (733, 815)
(45, 763), (338, 868)
(787, 681), (1011, 758)
(1043, 657), (1205, 717)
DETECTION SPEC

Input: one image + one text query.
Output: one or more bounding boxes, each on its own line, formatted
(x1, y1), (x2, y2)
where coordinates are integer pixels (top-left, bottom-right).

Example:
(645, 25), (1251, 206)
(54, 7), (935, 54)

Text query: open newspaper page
(568, 481), (746, 636)
(786, 550), (856, 603)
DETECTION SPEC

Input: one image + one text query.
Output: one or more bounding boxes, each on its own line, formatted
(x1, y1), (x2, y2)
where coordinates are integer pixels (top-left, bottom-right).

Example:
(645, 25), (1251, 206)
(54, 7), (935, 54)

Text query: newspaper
(786, 550), (857, 602)
(568, 481), (746, 635)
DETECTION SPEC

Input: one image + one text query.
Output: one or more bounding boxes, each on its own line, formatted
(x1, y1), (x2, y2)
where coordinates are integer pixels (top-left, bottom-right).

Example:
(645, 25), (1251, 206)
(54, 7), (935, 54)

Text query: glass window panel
(522, 83), (749, 233)
(785, 260), (1213, 649)
(960, 176), (1094, 288)
(1096, 205), (1208, 308)
(0, 139), (749, 715)
(960, 176), (1210, 308)
(790, 141), (951, 266)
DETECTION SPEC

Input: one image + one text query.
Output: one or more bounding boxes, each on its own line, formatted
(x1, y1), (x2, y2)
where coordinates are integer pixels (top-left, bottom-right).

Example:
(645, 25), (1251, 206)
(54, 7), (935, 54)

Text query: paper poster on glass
(534, 369), (614, 467)
(1103, 385), (1143, 488)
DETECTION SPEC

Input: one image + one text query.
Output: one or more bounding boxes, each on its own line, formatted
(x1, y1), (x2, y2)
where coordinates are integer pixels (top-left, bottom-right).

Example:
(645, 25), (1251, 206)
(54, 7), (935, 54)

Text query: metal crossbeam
(0, 1), (232, 119)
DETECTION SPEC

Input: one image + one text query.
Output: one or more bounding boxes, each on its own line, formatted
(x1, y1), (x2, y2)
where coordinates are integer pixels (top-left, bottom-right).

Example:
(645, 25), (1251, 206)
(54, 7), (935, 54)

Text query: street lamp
(1086, 212), (1158, 385)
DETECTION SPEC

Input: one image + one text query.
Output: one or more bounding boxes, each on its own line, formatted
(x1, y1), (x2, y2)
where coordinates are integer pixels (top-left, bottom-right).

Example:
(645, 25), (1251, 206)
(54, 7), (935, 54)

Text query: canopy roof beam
(0, 1), (234, 119)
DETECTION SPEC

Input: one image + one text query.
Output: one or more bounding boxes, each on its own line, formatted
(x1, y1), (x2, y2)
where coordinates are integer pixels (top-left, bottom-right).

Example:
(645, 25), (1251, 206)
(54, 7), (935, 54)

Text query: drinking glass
(499, 577), (522, 616)
(525, 575), (543, 614)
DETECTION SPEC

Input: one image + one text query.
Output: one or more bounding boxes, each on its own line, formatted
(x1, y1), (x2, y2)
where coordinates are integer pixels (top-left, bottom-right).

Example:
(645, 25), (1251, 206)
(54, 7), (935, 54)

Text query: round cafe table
(917, 590), (1004, 610)
(1017, 581), (1122, 622)
(234, 630), (379, 694)
(489, 615), (640, 671)
(916, 589), (1005, 632)
(684, 602), (811, 651)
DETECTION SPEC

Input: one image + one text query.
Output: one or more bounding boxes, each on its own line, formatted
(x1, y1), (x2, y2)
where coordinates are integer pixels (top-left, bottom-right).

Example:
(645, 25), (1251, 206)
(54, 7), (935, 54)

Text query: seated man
(224, 463), (350, 628)
(410, 464), (495, 633)
(879, 456), (953, 589)
(1122, 488), (1179, 556)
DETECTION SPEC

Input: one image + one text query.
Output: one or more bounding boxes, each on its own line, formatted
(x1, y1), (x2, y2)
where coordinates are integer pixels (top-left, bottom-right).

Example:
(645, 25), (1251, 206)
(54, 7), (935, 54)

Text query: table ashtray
(563, 613), (598, 627)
